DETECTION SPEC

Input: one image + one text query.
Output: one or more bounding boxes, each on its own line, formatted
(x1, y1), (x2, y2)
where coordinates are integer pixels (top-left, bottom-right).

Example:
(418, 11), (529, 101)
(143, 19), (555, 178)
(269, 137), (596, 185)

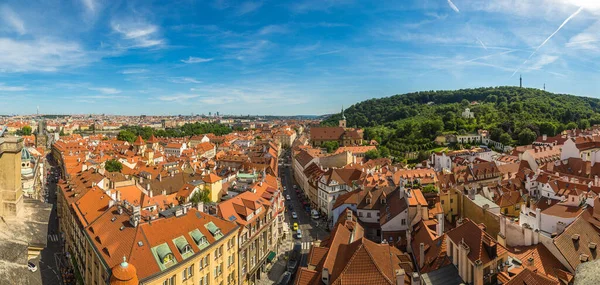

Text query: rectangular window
(367, 212), (371, 218)
(441, 200), (445, 205)
(188, 265), (194, 278)
(401, 219), (406, 225)
(182, 270), (187, 281)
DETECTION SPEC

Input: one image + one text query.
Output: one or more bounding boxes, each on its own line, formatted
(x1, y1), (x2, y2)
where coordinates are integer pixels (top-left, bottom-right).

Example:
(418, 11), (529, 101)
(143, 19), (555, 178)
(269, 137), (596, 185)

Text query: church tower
(339, 106), (347, 128)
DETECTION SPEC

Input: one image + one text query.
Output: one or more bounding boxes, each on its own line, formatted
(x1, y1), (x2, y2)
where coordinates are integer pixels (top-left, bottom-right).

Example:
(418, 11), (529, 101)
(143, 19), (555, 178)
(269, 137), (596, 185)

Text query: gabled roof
(445, 219), (507, 265)
(553, 216), (600, 270)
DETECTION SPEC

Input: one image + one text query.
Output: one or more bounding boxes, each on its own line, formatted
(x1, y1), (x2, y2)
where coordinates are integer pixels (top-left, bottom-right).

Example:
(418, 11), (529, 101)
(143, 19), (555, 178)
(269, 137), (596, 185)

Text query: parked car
(277, 272), (292, 285)
(28, 262), (37, 272)
(293, 222), (298, 231)
(291, 212), (297, 219)
(295, 229), (302, 239)
(286, 195), (291, 201)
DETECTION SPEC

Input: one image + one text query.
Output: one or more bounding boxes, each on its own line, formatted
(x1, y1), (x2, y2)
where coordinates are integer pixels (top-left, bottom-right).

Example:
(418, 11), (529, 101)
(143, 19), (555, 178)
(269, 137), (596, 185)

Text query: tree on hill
(322, 87), (600, 152)
(364, 149), (381, 160)
(105, 159), (123, 173)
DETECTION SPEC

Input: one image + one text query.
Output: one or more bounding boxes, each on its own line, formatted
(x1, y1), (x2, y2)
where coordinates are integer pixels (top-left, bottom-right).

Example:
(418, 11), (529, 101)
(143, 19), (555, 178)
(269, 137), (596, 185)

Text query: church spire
(341, 105), (346, 120)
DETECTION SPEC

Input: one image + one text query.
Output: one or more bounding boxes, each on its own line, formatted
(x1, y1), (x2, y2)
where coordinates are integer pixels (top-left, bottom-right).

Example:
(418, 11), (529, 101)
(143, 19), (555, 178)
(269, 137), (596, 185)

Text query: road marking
(301, 242), (311, 250)
(48, 234), (59, 242)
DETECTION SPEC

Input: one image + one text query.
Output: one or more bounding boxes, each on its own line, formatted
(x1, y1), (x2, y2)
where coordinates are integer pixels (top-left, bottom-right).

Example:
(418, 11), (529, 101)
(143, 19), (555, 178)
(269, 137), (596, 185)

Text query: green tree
(422, 184), (437, 193)
(538, 122), (556, 137)
(379, 146), (390, 158)
(322, 141), (339, 153)
(566, 122), (578, 130)
(21, 126), (32, 135)
(365, 149), (381, 160)
(105, 159), (123, 173)
(117, 130), (136, 143)
(499, 133), (512, 145)
(518, 128), (537, 145)
(578, 119), (590, 130)
(190, 188), (211, 204)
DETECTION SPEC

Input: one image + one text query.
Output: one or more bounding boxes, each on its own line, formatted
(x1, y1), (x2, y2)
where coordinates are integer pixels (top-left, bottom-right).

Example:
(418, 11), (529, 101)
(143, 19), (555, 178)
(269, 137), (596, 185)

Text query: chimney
(149, 190), (153, 198)
(146, 183), (150, 192)
(528, 256), (534, 266)
(411, 272), (421, 285)
(162, 190), (166, 196)
(116, 190), (121, 202)
(158, 173), (162, 181)
(322, 268), (330, 285)
(395, 269), (405, 285)
(346, 209), (352, 221)
(542, 134), (547, 141)
(436, 213), (444, 236)
(419, 243), (425, 269)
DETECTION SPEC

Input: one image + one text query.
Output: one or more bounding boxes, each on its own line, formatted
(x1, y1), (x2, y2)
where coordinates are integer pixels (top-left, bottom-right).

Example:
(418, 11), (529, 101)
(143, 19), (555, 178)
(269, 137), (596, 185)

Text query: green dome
(21, 148), (32, 161)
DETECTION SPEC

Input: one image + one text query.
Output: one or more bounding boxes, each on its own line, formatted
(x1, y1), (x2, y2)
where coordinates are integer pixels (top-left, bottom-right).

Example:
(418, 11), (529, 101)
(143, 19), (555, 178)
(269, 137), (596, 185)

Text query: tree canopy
(105, 159), (123, 173)
(117, 122), (232, 142)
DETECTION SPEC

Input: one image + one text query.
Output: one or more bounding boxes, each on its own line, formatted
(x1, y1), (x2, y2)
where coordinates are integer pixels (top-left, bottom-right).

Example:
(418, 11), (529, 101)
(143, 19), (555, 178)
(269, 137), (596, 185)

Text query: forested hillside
(323, 87), (600, 160)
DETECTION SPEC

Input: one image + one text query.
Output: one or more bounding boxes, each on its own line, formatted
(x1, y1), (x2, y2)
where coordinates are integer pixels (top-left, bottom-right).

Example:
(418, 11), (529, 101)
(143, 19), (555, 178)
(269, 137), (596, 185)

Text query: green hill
(323, 86), (600, 160)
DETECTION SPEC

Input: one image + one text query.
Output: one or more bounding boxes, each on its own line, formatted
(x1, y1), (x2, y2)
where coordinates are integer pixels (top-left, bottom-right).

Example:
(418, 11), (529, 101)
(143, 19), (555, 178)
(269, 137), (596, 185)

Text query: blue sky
(0, 0), (599, 115)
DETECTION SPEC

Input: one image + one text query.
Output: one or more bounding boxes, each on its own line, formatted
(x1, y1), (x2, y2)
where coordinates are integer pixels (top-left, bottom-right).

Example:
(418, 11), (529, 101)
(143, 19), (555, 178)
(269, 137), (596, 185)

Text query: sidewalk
(257, 234), (294, 285)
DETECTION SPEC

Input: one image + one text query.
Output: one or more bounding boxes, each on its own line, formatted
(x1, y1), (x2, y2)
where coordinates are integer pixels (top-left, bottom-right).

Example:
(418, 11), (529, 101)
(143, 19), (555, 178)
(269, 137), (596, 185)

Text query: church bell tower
(339, 106), (347, 128)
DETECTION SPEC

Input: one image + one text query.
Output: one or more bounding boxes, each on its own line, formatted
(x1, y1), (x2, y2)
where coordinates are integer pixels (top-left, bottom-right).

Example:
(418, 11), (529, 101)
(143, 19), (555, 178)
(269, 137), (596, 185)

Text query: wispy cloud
(447, 0), (460, 13)
(169, 77), (202, 84)
(236, 1), (263, 16)
(81, 0), (96, 13)
(258, 25), (289, 35)
(476, 37), (488, 50)
(566, 21), (600, 51)
(0, 83), (27, 91)
(0, 38), (92, 72)
(0, 6), (26, 35)
(528, 54), (558, 70)
(88, 87), (121, 94)
(290, 0), (352, 13)
(111, 19), (165, 49)
(181, 56), (213, 64)
(120, 68), (148, 74)
(157, 94), (200, 101)
(222, 40), (271, 62)
(512, 6), (583, 76)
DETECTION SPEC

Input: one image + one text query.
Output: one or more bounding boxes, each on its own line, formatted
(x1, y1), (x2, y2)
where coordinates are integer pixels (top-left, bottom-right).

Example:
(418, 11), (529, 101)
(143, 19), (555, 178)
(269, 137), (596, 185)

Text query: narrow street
(38, 153), (65, 285)
(258, 148), (328, 284)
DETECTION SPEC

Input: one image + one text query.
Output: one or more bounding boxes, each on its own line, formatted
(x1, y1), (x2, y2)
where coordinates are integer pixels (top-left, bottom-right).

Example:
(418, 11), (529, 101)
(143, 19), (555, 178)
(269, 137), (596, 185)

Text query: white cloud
(0, 38), (92, 72)
(258, 25), (289, 35)
(0, 83), (27, 91)
(88, 87), (121, 94)
(1, 6), (26, 35)
(181, 56), (213, 64)
(111, 19), (164, 48)
(169, 77), (203, 84)
(120, 68), (148, 74)
(157, 94), (200, 101)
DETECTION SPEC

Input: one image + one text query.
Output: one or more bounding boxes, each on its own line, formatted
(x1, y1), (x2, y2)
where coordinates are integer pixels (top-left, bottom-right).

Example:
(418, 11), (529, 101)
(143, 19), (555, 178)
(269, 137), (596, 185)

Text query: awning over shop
(266, 251), (276, 263)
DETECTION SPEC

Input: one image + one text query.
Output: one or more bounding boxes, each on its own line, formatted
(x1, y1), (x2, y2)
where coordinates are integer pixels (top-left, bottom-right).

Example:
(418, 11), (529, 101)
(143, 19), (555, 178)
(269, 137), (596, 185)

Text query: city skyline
(1, 0), (599, 115)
